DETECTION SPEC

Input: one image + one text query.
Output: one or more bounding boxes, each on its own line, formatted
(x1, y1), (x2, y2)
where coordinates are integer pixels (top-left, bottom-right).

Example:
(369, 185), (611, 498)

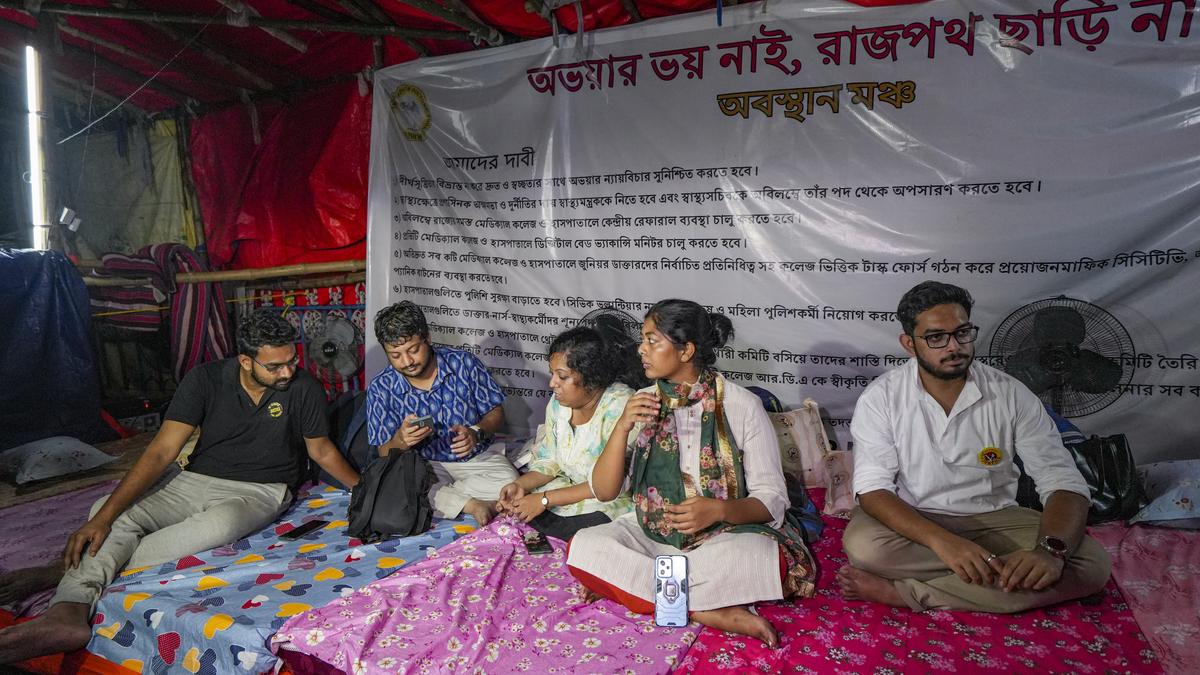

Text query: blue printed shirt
(366, 346), (506, 462)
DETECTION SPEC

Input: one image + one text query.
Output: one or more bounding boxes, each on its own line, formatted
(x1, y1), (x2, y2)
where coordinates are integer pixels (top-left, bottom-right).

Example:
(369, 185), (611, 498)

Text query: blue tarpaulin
(0, 248), (108, 450)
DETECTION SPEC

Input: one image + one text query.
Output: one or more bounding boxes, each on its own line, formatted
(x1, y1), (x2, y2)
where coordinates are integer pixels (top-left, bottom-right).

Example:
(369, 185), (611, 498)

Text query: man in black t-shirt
(0, 309), (359, 664)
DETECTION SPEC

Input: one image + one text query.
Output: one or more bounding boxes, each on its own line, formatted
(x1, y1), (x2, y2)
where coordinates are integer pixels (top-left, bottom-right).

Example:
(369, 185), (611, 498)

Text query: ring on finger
(984, 554), (998, 563)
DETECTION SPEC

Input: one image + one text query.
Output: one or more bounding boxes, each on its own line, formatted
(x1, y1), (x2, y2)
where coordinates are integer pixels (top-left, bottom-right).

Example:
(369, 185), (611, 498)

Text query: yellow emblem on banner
(390, 84), (431, 142)
(268, 402), (283, 418)
(978, 447), (1003, 466)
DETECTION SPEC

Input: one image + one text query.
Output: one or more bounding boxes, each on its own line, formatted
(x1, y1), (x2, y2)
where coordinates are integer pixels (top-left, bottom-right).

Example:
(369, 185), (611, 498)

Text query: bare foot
(836, 565), (906, 607)
(0, 601), (92, 664)
(463, 499), (496, 527)
(692, 605), (779, 648)
(0, 563), (65, 606)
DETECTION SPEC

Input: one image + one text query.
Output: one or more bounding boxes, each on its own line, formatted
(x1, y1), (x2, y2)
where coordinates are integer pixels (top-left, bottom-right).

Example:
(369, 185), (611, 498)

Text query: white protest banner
(366, 0), (1200, 462)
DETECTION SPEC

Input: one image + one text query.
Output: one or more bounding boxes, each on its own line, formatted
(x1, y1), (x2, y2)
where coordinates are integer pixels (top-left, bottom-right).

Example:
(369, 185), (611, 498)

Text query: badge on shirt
(268, 402), (284, 418)
(978, 446), (1003, 466)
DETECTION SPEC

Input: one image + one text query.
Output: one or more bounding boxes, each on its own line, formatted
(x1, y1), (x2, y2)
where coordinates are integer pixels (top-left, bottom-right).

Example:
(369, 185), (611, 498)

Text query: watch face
(1042, 536), (1067, 553)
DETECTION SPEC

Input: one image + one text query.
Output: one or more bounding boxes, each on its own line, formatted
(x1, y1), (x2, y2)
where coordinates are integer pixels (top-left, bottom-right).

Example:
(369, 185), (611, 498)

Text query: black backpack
(318, 392), (377, 490)
(346, 448), (434, 543)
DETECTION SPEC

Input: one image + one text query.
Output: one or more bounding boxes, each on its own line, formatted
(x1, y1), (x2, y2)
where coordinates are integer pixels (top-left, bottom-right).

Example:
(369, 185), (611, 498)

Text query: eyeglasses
(253, 355), (299, 373)
(912, 325), (979, 349)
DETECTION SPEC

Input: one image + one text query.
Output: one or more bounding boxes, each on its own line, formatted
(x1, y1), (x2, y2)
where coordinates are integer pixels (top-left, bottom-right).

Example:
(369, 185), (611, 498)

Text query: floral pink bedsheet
(1090, 522), (1200, 675)
(679, 505), (1162, 673)
(272, 516), (698, 674)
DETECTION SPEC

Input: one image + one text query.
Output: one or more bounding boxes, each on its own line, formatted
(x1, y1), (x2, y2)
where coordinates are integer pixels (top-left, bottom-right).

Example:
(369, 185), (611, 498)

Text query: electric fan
(304, 314), (363, 384)
(989, 296), (1134, 417)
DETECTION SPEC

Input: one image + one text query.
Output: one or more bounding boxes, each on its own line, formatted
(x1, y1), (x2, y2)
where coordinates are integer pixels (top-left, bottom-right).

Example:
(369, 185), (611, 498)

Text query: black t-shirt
(164, 358), (329, 487)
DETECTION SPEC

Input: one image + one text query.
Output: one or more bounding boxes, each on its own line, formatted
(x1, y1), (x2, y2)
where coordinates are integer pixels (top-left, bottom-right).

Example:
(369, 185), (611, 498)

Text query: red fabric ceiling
(1, 0), (927, 268)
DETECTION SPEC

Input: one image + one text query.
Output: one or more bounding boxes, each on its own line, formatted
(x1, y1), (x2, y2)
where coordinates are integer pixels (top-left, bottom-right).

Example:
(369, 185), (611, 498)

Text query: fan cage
(988, 297), (1135, 417)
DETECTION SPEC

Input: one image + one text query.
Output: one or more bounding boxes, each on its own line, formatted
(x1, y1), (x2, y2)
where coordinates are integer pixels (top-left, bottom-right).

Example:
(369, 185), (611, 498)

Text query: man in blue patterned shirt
(366, 301), (516, 526)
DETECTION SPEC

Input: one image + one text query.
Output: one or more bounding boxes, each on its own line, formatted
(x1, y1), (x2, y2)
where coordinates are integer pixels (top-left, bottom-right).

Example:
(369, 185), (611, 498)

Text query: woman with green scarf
(567, 299), (818, 648)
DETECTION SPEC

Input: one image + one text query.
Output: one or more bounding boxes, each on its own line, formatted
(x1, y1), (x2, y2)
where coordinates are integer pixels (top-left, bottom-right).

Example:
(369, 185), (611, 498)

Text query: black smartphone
(523, 531), (552, 555)
(412, 415), (434, 429)
(280, 519), (328, 540)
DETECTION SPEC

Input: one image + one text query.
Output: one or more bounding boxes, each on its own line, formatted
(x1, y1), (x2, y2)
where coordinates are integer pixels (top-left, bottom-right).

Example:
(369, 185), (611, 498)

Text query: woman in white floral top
(498, 319), (646, 540)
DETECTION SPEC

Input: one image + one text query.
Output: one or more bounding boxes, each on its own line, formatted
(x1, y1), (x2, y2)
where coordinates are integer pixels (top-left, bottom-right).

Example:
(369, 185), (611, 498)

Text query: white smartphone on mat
(654, 554), (689, 627)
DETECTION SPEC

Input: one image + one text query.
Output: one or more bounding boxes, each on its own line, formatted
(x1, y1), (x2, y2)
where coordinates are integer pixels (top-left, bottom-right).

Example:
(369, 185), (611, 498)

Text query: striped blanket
(88, 244), (232, 380)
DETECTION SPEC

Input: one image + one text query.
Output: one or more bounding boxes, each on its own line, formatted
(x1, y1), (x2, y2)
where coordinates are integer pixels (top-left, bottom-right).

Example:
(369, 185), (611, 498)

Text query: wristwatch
(1038, 535), (1069, 561)
(540, 493), (551, 508)
(468, 424), (482, 436)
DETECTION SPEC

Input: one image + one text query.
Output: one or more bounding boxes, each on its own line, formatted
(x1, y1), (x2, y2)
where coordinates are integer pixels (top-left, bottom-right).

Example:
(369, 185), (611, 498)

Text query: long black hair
(549, 313), (648, 391)
(644, 298), (734, 369)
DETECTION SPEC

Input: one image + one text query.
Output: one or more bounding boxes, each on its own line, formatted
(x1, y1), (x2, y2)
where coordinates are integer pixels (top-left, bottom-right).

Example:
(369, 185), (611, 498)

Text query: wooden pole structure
(343, 0), (428, 56)
(0, 20), (190, 103)
(396, 0), (503, 45)
(213, 0), (309, 53)
(619, 0), (643, 22)
(81, 259), (366, 286)
(56, 22), (239, 95)
(0, 46), (143, 114)
(0, 2), (470, 40)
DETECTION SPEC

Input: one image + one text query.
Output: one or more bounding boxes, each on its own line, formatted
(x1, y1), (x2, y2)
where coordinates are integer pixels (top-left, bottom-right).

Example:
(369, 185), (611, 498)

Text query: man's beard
(252, 369), (292, 391)
(915, 350), (972, 381)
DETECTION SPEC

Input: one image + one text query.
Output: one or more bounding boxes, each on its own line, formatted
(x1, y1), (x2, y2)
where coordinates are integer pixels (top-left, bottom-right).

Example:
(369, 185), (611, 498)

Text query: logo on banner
(390, 84), (431, 142)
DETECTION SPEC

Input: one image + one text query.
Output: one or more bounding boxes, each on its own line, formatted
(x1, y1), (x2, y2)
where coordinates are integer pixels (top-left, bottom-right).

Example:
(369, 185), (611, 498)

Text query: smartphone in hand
(279, 519), (329, 540)
(412, 415), (434, 429)
(654, 554), (689, 627)
(523, 531), (552, 555)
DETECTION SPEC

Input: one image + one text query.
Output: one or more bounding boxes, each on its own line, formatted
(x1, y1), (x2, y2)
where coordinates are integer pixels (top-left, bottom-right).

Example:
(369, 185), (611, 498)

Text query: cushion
(1129, 459), (1200, 529)
(768, 399), (854, 517)
(0, 436), (118, 485)
(770, 399), (832, 489)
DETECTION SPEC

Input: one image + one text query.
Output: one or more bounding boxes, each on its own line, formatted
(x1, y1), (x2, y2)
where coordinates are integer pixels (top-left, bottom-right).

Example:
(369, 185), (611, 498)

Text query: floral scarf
(630, 370), (817, 599)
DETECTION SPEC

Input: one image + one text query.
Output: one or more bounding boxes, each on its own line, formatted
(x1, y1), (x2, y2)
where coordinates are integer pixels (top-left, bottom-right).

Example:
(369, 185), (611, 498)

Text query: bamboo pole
(214, 0), (309, 53)
(81, 259), (366, 286)
(56, 23), (238, 94)
(122, 0), (278, 91)
(344, 0), (427, 56)
(0, 2), (469, 40)
(0, 18), (193, 103)
(395, 0), (503, 45)
(619, 0), (643, 22)
(286, 0), (347, 22)
(0, 46), (143, 114)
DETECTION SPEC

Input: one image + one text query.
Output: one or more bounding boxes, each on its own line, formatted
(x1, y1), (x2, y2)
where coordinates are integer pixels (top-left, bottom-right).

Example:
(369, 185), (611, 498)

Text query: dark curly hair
(644, 299), (734, 369)
(373, 301), (428, 345)
(549, 320), (648, 392)
(896, 281), (974, 335)
(237, 308), (298, 357)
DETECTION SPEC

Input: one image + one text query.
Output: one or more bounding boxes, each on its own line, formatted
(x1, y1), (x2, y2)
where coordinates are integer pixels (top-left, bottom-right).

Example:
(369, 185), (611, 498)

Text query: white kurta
(851, 359), (1090, 516)
(528, 383), (635, 520)
(567, 376), (790, 611)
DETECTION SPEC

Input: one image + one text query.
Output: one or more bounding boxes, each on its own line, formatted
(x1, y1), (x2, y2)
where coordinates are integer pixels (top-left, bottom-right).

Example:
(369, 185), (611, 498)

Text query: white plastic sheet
(367, 0), (1200, 462)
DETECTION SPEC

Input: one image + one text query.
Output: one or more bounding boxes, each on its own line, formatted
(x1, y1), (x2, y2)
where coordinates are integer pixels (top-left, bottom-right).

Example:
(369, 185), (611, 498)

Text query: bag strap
(342, 394), (369, 452)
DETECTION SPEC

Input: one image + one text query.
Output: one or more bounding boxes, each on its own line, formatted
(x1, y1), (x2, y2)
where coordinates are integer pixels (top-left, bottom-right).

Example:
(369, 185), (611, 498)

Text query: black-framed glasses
(912, 325), (979, 349)
(253, 355), (299, 373)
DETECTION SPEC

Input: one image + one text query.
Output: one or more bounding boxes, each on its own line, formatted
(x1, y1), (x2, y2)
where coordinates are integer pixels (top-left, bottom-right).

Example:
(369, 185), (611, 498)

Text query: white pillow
(0, 436), (118, 485)
(1130, 459), (1200, 529)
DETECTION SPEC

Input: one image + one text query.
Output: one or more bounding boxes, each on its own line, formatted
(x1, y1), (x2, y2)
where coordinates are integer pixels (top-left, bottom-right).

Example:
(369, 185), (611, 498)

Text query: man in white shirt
(838, 281), (1111, 613)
